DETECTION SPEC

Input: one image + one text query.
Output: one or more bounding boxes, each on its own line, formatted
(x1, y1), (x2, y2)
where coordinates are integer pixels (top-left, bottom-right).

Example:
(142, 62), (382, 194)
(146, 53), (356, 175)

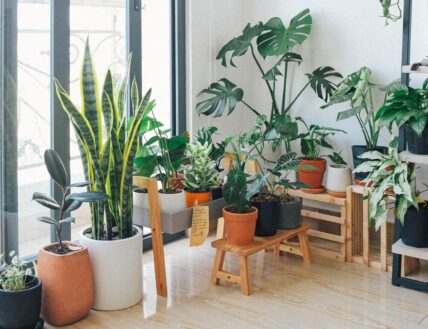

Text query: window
(0, 0), (185, 258)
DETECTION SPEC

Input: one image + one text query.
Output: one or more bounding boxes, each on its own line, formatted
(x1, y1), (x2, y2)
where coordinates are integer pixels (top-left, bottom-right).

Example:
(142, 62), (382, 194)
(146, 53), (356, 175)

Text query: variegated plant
(55, 40), (155, 240)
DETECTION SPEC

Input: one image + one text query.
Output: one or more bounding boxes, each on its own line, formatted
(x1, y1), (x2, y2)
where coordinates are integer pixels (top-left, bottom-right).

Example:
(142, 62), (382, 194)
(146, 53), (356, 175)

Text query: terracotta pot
(298, 158), (326, 189)
(37, 242), (93, 326)
(223, 206), (258, 246)
(185, 190), (211, 208)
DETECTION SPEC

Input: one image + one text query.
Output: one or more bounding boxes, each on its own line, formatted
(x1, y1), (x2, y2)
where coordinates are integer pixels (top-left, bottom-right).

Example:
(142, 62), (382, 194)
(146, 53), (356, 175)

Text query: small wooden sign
(190, 202), (209, 247)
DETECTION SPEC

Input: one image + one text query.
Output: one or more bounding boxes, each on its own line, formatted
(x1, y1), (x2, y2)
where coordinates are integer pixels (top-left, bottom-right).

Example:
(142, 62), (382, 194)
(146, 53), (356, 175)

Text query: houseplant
(354, 138), (428, 247)
(0, 251), (42, 329)
(376, 79), (428, 154)
(380, 0), (402, 25)
(223, 159), (258, 246)
(33, 149), (106, 325)
(55, 41), (154, 310)
(321, 67), (400, 183)
(183, 141), (220, 207)
(297, 117), (346, 192)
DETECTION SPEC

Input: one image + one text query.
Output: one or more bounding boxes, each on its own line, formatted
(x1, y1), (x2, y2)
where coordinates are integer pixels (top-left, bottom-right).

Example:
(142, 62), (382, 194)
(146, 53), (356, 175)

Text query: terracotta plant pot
(37, 242), (94, 326)
(325, 164), (352, 198)
(223, 206), (258, 246)
(185, 190), (211, 208)
(298, 158), (326, 190)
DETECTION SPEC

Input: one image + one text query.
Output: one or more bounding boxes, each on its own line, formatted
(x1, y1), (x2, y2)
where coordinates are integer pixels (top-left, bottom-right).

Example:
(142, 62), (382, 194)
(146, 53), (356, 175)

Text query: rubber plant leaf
(44, 149), (67, 188)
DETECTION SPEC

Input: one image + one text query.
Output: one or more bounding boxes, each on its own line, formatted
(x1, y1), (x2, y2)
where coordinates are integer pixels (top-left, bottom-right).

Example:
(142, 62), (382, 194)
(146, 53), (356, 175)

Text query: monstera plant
(196, 9), (342, 152)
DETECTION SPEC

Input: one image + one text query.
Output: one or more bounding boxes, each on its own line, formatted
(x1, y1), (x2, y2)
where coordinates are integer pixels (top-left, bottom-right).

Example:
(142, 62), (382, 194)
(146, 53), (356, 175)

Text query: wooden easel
(133, 176), (167, 297)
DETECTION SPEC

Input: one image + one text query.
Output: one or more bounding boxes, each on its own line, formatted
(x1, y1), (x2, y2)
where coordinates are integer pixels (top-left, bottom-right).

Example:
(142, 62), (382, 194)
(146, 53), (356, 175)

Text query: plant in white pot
(325, 152), (352, 198)
(55, 40), (156, 310)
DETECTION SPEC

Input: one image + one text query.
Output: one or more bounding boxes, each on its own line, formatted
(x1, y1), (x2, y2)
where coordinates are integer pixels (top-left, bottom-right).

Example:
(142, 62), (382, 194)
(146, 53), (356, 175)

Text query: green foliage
(56, 40), (153, 240)
(223, 162), (251, 213)
(0, 251), (35, 292)
(380, 0), (402, 25)
(354, 138), (417, 229)
(33, 149), (107, 250)
(376, 80), (428, 136)
(183, 142), (220, 192)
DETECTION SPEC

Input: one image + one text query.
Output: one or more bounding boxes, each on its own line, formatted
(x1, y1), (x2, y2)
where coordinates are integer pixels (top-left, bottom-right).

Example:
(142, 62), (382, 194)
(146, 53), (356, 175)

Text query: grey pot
(277, 196), (302, 230)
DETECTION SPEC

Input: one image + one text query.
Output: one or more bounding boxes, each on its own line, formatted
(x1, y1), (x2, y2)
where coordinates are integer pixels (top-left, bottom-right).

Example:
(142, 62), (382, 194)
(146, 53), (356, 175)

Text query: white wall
(187, 0), (404, 166)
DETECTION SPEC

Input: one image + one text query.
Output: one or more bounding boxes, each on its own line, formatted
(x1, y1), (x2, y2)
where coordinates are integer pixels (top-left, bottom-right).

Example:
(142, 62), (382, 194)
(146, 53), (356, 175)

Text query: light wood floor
(47, 234), (428, 329)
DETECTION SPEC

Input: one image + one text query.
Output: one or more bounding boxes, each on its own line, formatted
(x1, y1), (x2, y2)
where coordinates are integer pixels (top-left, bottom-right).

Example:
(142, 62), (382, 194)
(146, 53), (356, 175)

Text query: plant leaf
(69, 192), (108, 202)
(44, 149), (67, 188)
(306, 66), (343, 102)
(37, 216), (57, 225)
(32, 192), (61, 210)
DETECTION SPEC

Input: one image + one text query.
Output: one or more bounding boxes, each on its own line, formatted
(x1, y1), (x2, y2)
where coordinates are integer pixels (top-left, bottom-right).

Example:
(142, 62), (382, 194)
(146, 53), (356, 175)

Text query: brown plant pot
(298, 158), (326, 189)
(223, 206), (258, 246)
(37, 242), (94, 326)
(185, 190), (211, 208)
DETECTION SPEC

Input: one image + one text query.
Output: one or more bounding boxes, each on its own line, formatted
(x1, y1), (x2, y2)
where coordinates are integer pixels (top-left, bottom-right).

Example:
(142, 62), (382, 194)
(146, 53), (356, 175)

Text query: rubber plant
(196, 9), (342, 152)
(55, 40), (156, 240)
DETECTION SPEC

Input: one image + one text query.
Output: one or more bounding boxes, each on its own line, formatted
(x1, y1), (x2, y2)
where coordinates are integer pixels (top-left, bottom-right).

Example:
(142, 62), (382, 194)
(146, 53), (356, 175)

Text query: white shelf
(402, 65), (428, 74)
(392, 239), (428, 261)
(399, 151), (428, 165)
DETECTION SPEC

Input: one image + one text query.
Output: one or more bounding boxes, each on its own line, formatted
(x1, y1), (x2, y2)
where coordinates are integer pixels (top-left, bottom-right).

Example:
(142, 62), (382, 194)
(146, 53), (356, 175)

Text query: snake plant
(55, 40), (155, 240)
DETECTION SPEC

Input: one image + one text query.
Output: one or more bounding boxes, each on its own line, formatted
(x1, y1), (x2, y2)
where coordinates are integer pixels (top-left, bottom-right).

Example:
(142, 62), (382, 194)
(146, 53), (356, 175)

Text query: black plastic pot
(251, 194), (280, 237)
(405, 124), (428, 155)
(352, 145), (387, 183)
(277, 196), (302, 230)
(210, 186), (223, 200)
(401, 204), (428, 248)
(0, 275), (42, 329)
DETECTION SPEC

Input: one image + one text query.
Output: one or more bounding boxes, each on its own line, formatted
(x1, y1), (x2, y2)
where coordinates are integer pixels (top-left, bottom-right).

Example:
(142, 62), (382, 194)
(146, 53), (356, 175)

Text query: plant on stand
(0, 252), (42, 329)
(55, 40), (155, 310)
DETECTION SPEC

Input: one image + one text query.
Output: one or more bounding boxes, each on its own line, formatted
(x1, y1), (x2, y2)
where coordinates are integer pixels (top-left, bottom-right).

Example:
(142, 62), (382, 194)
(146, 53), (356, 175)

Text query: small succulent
(183, 142), (220, 192)
(0, 251), (35, 292)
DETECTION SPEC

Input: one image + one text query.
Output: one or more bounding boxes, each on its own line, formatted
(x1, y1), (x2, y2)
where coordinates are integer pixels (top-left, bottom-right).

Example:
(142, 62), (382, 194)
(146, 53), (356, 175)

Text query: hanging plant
(379, 0), (402, 25)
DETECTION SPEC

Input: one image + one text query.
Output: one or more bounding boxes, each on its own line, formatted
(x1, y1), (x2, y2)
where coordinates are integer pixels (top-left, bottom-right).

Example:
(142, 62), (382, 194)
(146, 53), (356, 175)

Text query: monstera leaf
(257, 9), (312, 58)
(196, 78), (244, 117)
(217, 22), (264, 67)
(306, 66), (342, 102)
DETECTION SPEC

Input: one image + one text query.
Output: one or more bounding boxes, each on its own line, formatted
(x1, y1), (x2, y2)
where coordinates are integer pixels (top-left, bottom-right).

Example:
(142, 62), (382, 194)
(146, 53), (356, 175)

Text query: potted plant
(325, 152), (352, 198)
(354, 138), (428, 247)
(297, 117), (346, 192)
(321, 67), (399, 183)
(33, 149), (107, 325)
(223, 160), (258, 246)
(376, 79), (428, 155)
(56, 41), (154, 310)
(0, 251), (42, 329)
(183, 141), (220, 207)
(379, 0), (402, 25)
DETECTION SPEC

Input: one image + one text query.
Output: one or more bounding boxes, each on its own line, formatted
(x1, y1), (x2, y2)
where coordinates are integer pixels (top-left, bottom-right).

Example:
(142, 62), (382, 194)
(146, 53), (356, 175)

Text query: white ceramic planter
(133, 189), (149, 209)
(79, 226), (143, 311)
(158, 190), (185, 213)
(325, 164), (352, 193)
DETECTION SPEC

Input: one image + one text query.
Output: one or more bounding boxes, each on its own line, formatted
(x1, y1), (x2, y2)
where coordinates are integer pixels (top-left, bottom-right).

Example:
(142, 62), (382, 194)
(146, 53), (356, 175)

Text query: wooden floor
(47, 234), (428, 329)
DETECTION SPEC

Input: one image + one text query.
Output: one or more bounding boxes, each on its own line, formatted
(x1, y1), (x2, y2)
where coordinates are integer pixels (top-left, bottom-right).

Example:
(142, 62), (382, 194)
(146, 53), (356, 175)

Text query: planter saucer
(327, 190), (346, 198)
(35, 318), (44, 329)
(301, 187), (326, 194)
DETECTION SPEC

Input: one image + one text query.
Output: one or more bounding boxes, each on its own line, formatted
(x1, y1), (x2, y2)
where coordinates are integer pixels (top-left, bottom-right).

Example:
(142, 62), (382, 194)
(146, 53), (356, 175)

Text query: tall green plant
(55, 41), (155, 240)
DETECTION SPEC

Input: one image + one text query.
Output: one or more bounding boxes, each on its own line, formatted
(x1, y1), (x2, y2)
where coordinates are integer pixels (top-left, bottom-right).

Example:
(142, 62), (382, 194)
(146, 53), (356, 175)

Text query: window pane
(17, 0), (51, 256)
(69, 0), (126, 241)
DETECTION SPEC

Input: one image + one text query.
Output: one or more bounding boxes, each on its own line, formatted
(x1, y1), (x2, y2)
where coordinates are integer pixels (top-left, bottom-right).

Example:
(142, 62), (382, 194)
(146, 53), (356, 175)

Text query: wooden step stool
(210, 224), (311, 295)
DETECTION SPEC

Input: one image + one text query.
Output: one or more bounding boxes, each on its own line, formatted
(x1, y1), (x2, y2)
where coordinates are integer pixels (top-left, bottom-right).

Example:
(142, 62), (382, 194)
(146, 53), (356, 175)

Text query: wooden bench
(210, 224), (311, 295)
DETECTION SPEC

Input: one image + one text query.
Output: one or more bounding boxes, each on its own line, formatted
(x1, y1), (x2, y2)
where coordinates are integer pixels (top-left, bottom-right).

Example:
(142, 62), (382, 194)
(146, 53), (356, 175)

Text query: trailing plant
(297, 117), (346, 161)
(321, 67), (400, 150)
(376, 79), (428, 136)
(196, 9), (341, 152)
(380, 0), (402, 25)
(223, 159), (252, 214)
(32, 149), (107, 252)
(354, 138), (418, 229)
(55, 40), (156, 240)
(0, 251), (35, 292)
(183, 142), (220, 192)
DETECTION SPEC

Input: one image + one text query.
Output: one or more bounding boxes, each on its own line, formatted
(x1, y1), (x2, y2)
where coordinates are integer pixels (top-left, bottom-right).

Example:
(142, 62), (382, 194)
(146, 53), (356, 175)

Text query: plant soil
(251, 194), (279, 203)
(225, 205), (254, 214)
(159, 189), (181, 194)
(84, 227), (139, 241)
(45, 243), (82, 255)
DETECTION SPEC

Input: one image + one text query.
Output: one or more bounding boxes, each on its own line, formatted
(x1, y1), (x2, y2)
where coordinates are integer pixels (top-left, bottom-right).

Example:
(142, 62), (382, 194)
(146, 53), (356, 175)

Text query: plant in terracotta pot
(223, 160), (258, 246)
(56, 41), (155, 310)
(297, 117), (346, 193)
(33, 149), (107, 326)
(183, 141), (220, 207)
(354, 137), (428, 247)
(0, 251), (42, 329)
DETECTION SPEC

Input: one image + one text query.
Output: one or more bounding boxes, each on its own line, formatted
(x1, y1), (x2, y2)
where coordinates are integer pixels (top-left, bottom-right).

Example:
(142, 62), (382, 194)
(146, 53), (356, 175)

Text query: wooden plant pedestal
(210, 223), (310, 296)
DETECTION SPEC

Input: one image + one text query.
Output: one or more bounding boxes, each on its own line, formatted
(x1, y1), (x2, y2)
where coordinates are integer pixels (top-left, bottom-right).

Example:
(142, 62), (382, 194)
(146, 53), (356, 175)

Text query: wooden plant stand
(210, 223), (310, 296)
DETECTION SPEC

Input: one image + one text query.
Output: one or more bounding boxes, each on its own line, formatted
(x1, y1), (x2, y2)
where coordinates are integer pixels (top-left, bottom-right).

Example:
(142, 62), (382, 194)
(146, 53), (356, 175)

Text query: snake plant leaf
(306, 66), (342, 102)
(196, 78), (244, 117)
(217, 22), (264, 67)
(44, 149), (68, 188)
(257, 9), (312, 58)
(32, 192), (61, 210)
(131, 78), (140, 113)
(69, 191), (108, 202)
(101, 70), (114, 134)
(37, 216), (57, 225)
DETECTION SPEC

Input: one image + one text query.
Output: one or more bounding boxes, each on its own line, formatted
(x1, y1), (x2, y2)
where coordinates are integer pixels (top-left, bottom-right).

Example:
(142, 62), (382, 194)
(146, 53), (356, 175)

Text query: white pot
(133, 189), (149, 209)
(158, 190), (185, 213)
(79, 226), (143, 311)
(325, 164), (352, 193)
